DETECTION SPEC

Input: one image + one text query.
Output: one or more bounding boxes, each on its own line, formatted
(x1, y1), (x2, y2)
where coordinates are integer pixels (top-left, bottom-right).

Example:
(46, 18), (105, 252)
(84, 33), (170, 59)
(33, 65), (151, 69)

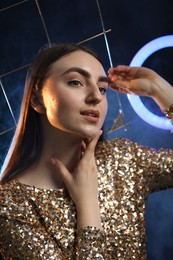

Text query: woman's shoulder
(0, 180), (44, 223)
(0, 179), (21, 197)
(95, 137), (136, 155)
(0, 180), (29, 209)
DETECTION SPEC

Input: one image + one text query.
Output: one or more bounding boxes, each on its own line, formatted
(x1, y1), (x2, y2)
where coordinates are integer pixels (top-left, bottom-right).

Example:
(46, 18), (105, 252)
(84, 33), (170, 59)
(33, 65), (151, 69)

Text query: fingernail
(50, 158), (56, 165)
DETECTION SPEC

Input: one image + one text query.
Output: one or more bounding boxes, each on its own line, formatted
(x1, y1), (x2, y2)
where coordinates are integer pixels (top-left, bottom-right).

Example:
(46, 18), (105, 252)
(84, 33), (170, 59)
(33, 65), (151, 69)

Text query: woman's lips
(80, 110), (100, 122)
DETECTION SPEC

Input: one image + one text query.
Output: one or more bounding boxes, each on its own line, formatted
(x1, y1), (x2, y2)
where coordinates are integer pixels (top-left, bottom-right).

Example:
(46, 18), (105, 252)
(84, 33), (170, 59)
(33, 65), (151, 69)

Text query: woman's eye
(68, 80), (82, 87)
(99, 87), (107, 94)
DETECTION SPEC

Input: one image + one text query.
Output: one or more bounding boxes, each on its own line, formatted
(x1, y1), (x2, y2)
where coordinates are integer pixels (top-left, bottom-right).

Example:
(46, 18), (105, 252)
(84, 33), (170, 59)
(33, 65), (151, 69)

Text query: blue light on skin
(128, 35), (173, 130)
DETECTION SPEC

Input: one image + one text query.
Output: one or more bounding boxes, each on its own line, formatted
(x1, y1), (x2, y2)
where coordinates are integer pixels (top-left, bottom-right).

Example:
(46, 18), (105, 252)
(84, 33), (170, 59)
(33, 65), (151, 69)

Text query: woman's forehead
(50, 50), (106, 76)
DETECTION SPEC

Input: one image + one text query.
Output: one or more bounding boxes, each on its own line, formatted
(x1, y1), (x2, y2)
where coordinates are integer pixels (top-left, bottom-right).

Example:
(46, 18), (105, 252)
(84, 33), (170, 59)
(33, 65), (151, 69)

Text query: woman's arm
(108, 66), (173, 113)
(0, 216), (64, 259)
(50, 131), (107, 258)
(0, 215), (106, 259)
(51, 132), (102, 229)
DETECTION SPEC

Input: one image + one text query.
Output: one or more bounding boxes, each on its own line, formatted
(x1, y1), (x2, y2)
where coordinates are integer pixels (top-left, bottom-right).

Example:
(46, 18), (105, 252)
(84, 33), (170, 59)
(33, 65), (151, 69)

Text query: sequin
(0, 138), (173, 259)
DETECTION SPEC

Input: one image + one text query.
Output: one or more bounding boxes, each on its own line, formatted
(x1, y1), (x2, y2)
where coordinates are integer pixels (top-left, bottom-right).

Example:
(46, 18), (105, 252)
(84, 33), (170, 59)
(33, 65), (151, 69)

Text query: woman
(0, 43), (173, 259)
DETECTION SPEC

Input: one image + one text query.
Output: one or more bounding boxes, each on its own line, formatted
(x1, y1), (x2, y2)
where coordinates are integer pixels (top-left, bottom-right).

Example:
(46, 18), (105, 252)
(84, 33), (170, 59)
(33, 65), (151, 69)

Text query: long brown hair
(0, 43), (102, 184)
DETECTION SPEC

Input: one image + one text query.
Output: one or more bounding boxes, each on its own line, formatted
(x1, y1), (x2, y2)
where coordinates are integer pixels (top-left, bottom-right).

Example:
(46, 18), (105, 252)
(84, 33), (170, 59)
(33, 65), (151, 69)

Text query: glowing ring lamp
(127, 35), (173, 130)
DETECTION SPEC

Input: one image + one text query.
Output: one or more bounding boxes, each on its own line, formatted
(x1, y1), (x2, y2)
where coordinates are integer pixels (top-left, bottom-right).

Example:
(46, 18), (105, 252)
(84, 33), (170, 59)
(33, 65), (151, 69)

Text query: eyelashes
(68, 80), (82, 87)
(99, 87), (107, 94)
(67, 80), (107, 94)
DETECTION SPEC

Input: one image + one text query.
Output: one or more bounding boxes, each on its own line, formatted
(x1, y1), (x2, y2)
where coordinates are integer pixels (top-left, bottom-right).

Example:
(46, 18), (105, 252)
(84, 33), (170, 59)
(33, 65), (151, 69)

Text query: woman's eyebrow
(99, 76), (109, 84)
(61, 67), (109, 83)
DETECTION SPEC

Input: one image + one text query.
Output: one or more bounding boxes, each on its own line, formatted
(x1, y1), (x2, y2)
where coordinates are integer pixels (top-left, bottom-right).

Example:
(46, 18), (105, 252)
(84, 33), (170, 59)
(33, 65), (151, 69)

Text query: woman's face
(41, 50), (108, 138)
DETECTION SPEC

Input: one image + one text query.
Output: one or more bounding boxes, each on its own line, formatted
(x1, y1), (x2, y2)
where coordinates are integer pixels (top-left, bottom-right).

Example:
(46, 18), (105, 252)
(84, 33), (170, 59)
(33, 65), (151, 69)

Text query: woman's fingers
(108, 67), (134, 92)
(111, 86), (131, 94)
(82, 130), (102, 160)
(50, 131), (101, 185)
(108, 66), (159, 96)
(108, 65), (139, 78)
(50, 158), (71, 185)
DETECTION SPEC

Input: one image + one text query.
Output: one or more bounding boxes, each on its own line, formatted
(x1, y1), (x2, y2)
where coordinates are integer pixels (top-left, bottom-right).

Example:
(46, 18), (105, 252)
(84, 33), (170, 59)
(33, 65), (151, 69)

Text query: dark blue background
(0, 1), (173, 258)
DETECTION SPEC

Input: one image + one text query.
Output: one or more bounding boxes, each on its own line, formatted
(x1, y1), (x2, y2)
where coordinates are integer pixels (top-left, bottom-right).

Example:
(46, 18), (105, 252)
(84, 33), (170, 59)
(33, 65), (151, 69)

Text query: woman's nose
(85, 86), (102, 104)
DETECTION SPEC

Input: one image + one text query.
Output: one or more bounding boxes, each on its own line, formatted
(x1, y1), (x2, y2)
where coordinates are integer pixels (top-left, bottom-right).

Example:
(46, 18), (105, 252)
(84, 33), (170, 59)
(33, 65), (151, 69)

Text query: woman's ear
(30, 90), (46, 114)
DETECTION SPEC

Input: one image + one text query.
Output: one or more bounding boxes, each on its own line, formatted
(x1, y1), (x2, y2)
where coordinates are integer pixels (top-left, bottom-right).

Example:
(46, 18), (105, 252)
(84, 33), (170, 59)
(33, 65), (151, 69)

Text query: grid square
(0, 0), (48, 76)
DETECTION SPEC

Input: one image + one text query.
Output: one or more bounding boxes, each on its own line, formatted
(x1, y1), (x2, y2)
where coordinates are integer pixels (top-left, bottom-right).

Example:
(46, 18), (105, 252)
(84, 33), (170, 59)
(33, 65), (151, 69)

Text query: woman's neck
(17, 129), (83, 190)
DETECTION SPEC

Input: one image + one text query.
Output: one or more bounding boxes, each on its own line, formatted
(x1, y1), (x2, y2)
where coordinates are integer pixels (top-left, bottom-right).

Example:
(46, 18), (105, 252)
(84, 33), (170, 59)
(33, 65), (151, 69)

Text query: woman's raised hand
(51, 131), (102, 229)
(108, 65), (173, 110)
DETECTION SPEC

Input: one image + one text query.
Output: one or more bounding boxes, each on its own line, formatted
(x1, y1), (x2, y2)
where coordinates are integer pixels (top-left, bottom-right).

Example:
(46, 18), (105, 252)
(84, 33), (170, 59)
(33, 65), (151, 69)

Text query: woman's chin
(80, 129), (102, 139)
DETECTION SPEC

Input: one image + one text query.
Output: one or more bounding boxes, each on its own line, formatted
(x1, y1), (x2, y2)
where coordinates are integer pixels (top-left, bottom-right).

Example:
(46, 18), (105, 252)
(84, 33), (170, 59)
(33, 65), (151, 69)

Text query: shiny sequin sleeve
(0, 137), (173, 259)
(95, 138), (173, 259)
(162, 104), (173, 123)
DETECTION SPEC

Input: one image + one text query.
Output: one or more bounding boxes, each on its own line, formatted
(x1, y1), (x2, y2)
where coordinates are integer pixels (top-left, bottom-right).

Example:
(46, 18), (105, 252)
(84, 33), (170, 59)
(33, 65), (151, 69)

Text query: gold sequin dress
(1, 138), (173, 259)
